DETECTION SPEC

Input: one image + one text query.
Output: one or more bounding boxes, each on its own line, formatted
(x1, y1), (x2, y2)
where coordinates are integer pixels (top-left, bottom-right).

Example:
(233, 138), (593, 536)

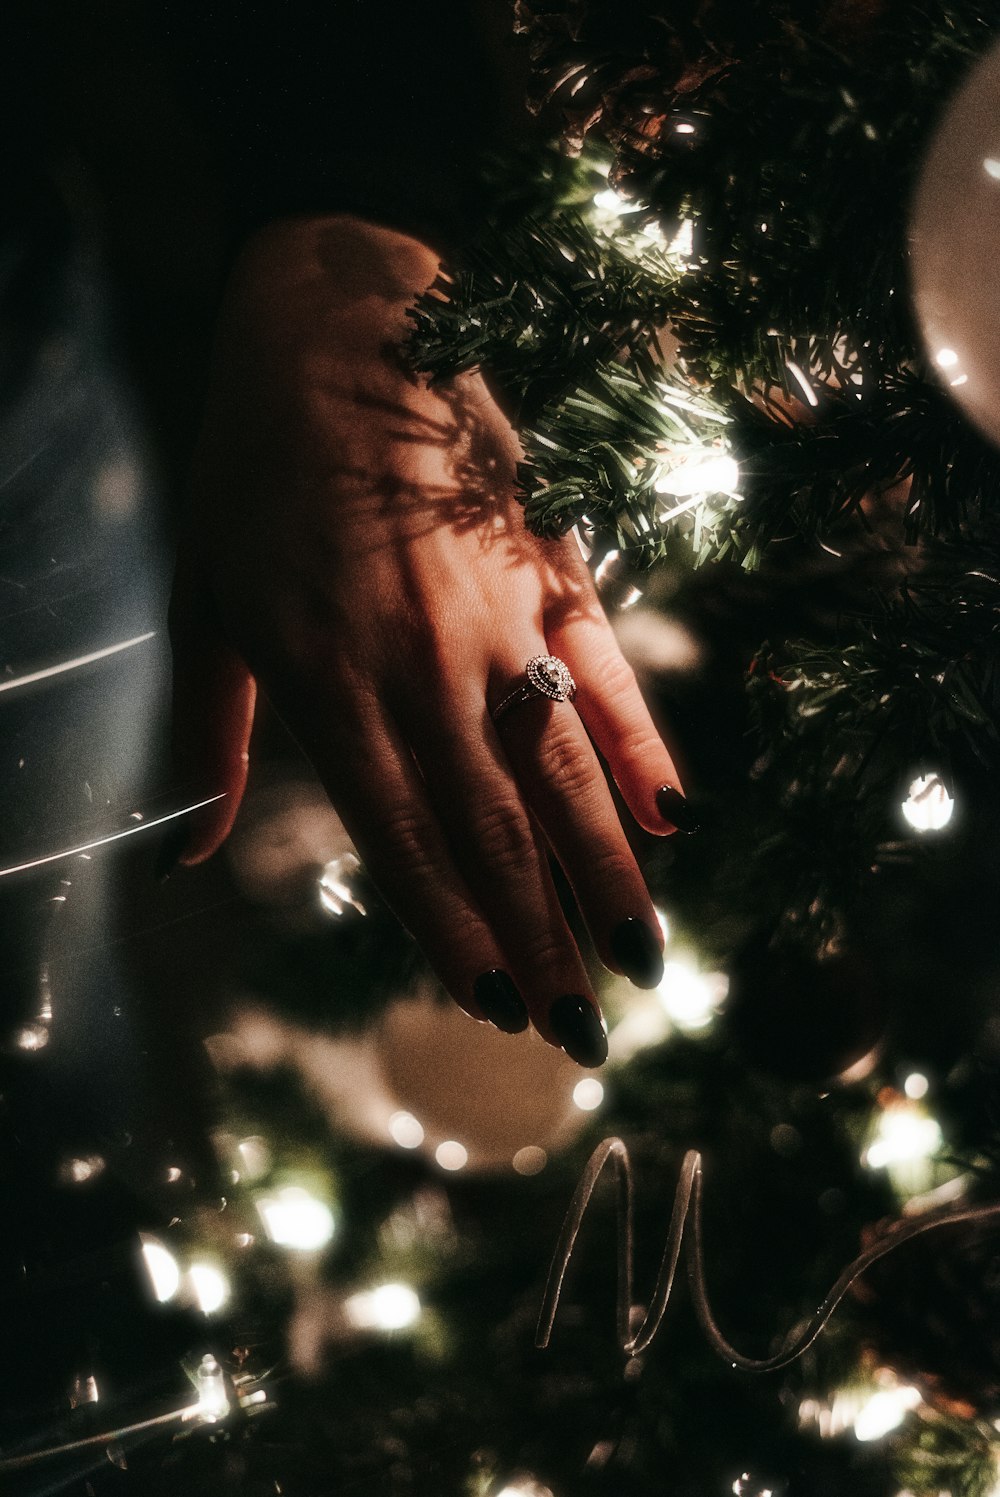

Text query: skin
(169, 214), (686, 1058)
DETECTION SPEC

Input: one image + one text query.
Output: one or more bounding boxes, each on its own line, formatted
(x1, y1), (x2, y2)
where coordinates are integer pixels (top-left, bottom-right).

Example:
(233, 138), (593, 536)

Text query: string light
(58, 1156), (105, 1185)
(256, 1186), (337, 1251)
(435, 1141), (468, 1172)
(140, 1235), (181, 1303)
(512, 1146), (547, 1176)
(344, 1282), (422, 1332)
(864, 1100), (941, 1171)
(193, 1354), (230, 1423)
(903, 1072), (929, 1100)
(319, 852), (367, 916)
(189, 1261), (231, 1315)
(388, 1111), (425, 1149)
(853, 1382), (922, 1442)
(657, 959), (729, 1032)
(236, 1136), (271, 1179)
(654, 451), (740, 498)
(901, 772), (954, 832)
(573, 1079), (604, 1111)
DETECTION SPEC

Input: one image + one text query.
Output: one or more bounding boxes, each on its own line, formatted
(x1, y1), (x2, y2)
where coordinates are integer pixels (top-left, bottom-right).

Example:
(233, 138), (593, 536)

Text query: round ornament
(910, 38), (1000, 445)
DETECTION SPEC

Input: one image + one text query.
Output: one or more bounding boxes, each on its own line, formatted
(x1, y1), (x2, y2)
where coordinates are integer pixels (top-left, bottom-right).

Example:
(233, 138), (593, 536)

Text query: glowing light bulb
(319, 852), (366, 916)
(435, 1140), (468, 1172)
(237, 1135), (271, 1179)
(512, 1146), (547, 1176)
(935, 347), (960, 369)
(593, 187), (642, 216)
(657, 960), (728, 1032)
(140, 1234), (181, 1302)
(344, 1281), (422, 1331)
(654, 451), (740, 498)
(59, 1155), (105, 1185)
(901, 772), (954, 832)
(256, 1186), (336, 1250)
(903, 1072), (929, 1100)
(853, 1383), (921, 1441)
(864, 1103), (941, 1170)
(193, 1354), (230, 1423)
(388, 1111), (425, 1149)
(669, 218), (694, 259)
(189, 1261), (231, 1315)
(573, 1078), (604, 1111)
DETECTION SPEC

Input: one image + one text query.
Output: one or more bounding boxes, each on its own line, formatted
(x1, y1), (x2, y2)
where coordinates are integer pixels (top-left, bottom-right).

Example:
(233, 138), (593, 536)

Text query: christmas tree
(7, 3), (1000, 1495)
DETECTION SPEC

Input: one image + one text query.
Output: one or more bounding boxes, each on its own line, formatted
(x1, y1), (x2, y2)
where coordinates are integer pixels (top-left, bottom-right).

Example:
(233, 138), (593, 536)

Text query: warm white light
(593, 188), (642, 216)
(657, 960), (728, 1032)
(345, 1281), (422, 1332)
(864, 1104), (941, 1170)
(319, 852), (366, 916)
(512, 1146), (548, 1176)
(668, 218), (694, 259)
(59, 1155), (105, 1185)
(785, 359), (819, 407)
(388, 1111), (425, 1149)
(190, 1261), (231, 1315)
(984, 157), (1000, 179)
(573, 1078), (605, 1111)
(674, 121), (696, 135)
(237, 1136), (271, 1179)
(655, 451), (740, 498)
(193, 1353), (230, 1422)
(853, 1383), (921, 1441)
(496, 1482), (554, 1497)
(140, 1235), (181, 1302)
(435, 1140), (468, 1172)
(166, 1165), (182, 1183)
(901, 773), (954, 832)
(15, 1024), (49, 1051)
(903, 1072), (929, 1100)
(935, 347), (960, 369)
(257, 1186), (336, 1250)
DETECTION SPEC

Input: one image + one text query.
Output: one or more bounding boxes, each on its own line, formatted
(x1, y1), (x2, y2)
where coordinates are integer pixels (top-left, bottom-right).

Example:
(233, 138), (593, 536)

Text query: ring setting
(491, 654), (577, 723)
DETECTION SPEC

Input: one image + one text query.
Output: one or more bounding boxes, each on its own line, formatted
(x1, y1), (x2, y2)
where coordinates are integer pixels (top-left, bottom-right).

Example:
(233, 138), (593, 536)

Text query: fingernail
(655, 784), (699, 834)
(611, 918), (664, 989)
(154, 819), (192, 883)
(549, 994), (608, 1068)
(474, 969), (529, 1034)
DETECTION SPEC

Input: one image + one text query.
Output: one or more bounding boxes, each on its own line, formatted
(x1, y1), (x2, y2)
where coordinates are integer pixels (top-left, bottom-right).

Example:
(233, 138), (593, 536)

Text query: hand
(169, 216), (693, 1067)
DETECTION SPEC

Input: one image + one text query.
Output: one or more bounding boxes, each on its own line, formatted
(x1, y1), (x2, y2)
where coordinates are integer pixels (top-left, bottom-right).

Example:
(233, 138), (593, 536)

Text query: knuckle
(539, 728), (596, 801)
(369, 803), (435, 871)
(473, 800), (535, 871)
(599, 650), (640, 705)
(586, 844), (638, 892)
(516, 927), (573, 982)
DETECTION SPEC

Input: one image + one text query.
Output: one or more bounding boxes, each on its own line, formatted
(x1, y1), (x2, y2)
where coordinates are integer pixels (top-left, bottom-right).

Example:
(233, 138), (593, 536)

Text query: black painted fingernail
(549, 994), (608, 1068)
(474, 969), (529, 1033)
(611, 918), (664, 989)
(655, 784), (699, 834)
(154, 820), (191, 883)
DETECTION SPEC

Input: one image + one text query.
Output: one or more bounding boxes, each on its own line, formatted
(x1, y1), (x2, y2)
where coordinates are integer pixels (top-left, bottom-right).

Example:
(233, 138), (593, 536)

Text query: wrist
(221, 214), (441, 348)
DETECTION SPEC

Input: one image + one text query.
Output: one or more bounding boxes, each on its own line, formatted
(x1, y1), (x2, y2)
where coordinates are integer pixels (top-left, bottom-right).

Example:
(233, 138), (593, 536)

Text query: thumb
(166, 543), (256, 869)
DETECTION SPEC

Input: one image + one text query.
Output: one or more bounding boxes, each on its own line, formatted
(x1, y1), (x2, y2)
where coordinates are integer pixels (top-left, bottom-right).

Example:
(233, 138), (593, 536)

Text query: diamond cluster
(526, 655), (576, 702)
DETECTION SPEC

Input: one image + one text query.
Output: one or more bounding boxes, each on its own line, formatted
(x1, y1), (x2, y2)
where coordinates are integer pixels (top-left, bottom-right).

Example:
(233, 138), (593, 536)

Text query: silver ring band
(491, 655), (577, 725)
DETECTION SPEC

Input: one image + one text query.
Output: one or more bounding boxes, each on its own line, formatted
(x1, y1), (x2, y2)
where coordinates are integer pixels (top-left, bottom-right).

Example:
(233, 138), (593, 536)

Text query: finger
(491, 661), (665, 991)
(167, 545), (257, 867)
(395, 667), (608, 1065)
(274, 673), (531, 1037)
(548, 609), (699, 836)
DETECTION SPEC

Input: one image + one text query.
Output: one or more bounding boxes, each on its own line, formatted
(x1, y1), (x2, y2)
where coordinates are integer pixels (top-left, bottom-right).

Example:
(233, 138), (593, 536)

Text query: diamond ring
(490, 655), (577, 724)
